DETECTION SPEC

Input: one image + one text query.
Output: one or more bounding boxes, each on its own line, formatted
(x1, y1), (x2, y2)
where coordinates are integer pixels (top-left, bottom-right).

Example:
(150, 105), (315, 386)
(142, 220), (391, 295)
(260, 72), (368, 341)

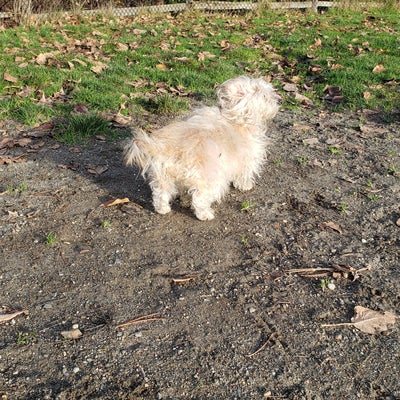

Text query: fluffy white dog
(124, 76), (279, 220)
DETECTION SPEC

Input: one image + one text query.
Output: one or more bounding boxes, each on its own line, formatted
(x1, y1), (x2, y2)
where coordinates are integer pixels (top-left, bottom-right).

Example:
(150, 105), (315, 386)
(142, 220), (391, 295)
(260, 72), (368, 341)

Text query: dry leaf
(322, 306), (398, 334)
(112, 113), (131, 125)
(0, 309), (28, 323)
(197, 51), (216, 61)
(310, 38), (322, 51)
(61, 328), (82, 339)
(4, 72), (18, 83)
(351, 306), (397, 334)
(282, 83), (297, 92)
(86, 164), (108, 175)
(322, 221), (342, 234)
(156, 63), (167, 70)
(91, 62), (107, 74)
(372, 64), (386, 73)
(294, 92), (314, 107)
(101, 198), (130, 207)
(363, 91), (372, 100)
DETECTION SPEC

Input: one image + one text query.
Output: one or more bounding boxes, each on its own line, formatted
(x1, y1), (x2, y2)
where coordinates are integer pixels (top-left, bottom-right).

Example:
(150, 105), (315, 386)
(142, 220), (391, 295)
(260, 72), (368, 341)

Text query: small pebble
(73, 367), (80, 374)
(396, 218), (400, 227)
(72, 324), (79, 330)
(327, 283), (336, 291)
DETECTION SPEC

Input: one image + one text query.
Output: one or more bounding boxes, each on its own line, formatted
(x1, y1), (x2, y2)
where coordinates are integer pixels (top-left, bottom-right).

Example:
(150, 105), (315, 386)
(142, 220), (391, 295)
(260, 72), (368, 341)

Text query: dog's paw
(233, 181), (253, 191)
(195, 208), (215, 221)
(154, 204), (171, 214)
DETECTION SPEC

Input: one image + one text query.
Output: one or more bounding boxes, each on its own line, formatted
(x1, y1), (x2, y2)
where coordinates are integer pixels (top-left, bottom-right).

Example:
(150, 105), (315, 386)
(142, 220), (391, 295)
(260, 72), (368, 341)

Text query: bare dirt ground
(0, 107), (399, 400)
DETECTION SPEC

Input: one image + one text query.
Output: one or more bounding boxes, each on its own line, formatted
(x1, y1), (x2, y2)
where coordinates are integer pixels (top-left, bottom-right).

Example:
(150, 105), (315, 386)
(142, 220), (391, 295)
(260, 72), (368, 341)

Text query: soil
(0, 107), (399, 400)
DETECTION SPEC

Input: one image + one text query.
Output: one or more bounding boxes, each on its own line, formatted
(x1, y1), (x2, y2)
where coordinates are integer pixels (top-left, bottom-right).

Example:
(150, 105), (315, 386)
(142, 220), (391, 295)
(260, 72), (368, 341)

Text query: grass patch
(54, 113), (110, 144)
(0, 7), (399, 126)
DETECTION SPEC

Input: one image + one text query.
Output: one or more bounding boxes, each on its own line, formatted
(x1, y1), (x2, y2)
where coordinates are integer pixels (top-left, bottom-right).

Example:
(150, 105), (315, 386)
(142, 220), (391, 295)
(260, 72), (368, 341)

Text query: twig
(286, 267), (334, 274)
(0, 309), (29, 323)
(321, 322), (353, 328)
(172, 275), (200, 284)
(246, 332), (277, 358)
(116, 312), (164, 329)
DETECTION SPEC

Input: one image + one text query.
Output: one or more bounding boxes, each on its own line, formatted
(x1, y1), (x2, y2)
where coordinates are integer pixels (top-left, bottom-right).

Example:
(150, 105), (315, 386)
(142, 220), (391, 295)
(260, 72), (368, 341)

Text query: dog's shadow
(23, 126), (196, 218)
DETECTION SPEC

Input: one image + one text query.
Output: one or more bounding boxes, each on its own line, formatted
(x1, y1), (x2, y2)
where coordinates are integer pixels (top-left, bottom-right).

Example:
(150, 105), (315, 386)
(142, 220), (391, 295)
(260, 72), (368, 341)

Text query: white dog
(124, 76), (279, 220)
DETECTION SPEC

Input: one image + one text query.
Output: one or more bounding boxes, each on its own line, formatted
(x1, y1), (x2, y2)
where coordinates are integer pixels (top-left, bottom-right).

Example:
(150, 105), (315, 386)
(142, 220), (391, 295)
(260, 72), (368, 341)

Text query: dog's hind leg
(150, 177), (177, 215)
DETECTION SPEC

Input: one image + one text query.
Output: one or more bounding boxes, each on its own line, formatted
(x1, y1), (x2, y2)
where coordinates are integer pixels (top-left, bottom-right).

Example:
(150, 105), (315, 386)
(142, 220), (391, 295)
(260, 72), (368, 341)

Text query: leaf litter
(322, 306), (398, 335)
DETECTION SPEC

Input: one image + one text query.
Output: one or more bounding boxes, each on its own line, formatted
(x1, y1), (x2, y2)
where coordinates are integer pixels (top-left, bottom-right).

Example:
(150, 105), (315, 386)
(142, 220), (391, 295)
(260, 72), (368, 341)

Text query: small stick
(246, 332), (277, 358)
(116, 312), (164, 329)
(286, 267), (334, 274)
(172, 275), (199, 283)
(0, 309), (28, 323)
(321, 323), (353, 328)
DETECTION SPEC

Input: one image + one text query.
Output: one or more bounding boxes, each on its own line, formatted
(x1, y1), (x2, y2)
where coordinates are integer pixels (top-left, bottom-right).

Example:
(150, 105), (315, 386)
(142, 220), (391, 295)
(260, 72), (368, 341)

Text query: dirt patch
(1, 108), (399, 399)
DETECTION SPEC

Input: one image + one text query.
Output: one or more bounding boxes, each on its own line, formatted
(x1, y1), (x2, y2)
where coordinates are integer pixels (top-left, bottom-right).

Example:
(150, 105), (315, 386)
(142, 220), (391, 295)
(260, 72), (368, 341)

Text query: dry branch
(116, 312), (164, 329)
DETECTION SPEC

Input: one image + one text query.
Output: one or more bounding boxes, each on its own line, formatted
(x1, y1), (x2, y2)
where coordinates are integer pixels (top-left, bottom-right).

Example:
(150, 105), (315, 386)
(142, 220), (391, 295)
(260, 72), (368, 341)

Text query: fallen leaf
(372, 64), (386, 73)
(4, 72), (18, 83)
(0, 309), (28, 323)
(86, 164), (108, 175)
(112, 113), (131, 125)
(282, 83), (297, 92)
(61, 328), (82, 339)
(91, 61), (107, 74)
(0, 155), (26, 164)
(72, 104), (89, 114)
(322, 306), (398, 334)
(351, 306), (398, 334)
(0, 138), (15, 150)
(156, 63), (167, 70)
(116, 42), (129, 51)
(363, 91), (372, 100)
(322, 221), (342, 234)
(294, 92), (314, 107)
(101, 198), (130, 207)
(197, 51), (216, 61)
(310, 37), (322, 51)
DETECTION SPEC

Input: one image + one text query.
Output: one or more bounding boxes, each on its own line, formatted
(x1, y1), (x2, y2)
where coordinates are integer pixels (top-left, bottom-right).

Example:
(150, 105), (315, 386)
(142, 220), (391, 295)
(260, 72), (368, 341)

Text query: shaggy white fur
(124, 76), (280, 220)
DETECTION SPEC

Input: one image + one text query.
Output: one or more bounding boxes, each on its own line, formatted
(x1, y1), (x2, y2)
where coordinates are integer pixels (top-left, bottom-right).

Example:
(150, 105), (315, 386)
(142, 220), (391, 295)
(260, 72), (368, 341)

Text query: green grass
(241, 201), (257, 211)
(45, 231), (57, 245)
(0, 6), (399, 126)
(54, 113), (111, 144)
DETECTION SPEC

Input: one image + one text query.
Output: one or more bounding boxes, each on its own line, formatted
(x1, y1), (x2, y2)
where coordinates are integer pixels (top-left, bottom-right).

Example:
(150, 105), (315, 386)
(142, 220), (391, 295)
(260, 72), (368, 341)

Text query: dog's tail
(123, 129), (154, 176)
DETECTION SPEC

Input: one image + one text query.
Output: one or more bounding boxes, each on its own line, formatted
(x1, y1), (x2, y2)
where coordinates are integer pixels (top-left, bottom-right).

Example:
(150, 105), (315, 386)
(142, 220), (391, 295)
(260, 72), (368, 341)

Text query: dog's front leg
(191, 190), (215, 221)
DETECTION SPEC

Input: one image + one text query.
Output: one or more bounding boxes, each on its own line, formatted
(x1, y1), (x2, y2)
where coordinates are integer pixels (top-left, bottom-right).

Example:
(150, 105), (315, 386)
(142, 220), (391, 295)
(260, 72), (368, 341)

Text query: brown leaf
(282, 83), (297, 92)
(310, 37), (322, 51)
(72, 104), (89, 114)
(351, 306), (398, 334)
(0, 309), (28, 323)
(322, 221), (342, 234)
(294, 92), (314, 107)
(0, 152), (27, 164)
(0, 138), (15, 150)
(363, 91), (372, 100)
(156, 63), (167, 70)
(372, 64), (386, 73)
(91, 61), (107, 74)
(112, 114), (131, 125)
(4, 72), (18, 83)
(197, 51), (216, 62)
(86, 164), (108, 175)
(101, 198), (130, 207)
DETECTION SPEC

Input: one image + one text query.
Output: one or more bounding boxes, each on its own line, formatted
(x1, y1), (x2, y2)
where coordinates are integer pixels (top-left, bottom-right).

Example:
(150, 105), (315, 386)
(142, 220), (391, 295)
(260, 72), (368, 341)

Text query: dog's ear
(217, 80), (247, 111)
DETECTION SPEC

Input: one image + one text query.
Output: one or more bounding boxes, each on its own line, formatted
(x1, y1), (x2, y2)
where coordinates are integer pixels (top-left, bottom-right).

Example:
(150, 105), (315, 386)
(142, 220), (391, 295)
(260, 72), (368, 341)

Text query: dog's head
(217, 76), (280, 127)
